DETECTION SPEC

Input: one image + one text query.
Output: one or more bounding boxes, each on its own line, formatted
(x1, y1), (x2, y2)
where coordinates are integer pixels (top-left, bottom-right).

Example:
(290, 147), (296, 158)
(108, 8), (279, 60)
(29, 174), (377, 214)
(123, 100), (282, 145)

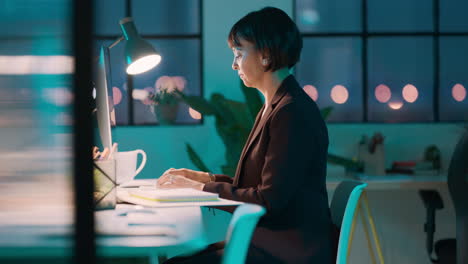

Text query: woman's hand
(156, 174), (204, 190)
(161, 168), (211, 183)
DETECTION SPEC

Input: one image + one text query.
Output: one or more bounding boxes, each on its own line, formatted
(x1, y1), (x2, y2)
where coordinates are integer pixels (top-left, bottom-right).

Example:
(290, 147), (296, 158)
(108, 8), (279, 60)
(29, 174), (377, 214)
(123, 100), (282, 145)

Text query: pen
(100, 147), (109, 160)
(108, 143), (118, 160)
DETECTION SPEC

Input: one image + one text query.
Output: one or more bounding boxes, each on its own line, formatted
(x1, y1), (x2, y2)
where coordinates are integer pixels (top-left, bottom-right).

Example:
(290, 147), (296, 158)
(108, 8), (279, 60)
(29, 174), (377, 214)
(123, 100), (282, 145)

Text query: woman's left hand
(157, 174), (205, 190)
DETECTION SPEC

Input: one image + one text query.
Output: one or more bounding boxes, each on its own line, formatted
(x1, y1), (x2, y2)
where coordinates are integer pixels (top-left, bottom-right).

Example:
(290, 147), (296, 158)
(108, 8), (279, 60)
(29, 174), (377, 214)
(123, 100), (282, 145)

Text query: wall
(113, 0), (460, 263)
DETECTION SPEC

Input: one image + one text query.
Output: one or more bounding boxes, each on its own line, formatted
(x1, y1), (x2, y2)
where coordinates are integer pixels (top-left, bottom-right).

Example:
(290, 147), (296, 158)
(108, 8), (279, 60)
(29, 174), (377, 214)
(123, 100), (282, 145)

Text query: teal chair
(222, 204), (266, 264)
(330, 180), (367, 264)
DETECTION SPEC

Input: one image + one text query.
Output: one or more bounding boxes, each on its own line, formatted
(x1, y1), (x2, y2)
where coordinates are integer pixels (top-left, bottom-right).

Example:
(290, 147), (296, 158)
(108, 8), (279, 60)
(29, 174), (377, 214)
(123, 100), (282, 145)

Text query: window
(367, 37), (434, 122)
(439, 37), (468, 121)
(296, 37), (363, 122)
(94, 0), (203, 125)
(295, 0), (468, 122)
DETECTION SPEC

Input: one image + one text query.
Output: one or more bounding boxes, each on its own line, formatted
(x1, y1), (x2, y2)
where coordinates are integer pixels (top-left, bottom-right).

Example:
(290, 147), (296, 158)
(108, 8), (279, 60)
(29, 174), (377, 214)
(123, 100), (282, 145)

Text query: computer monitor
(95, 46), (115, 150)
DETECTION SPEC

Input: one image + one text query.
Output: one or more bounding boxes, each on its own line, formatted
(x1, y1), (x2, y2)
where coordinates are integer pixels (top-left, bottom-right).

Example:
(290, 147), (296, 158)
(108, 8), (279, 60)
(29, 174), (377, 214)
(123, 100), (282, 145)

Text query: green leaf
(177, 91), (217, 116)
(222, 99), (253, 130)
(210, 93), (238, 124)
(221, 165), (236, 177)
(151, 89), (181, 105)
(186, 143), (211, 172)
(209, 94), (251, 170)
(320, 106), (333, 120)
(214, 115), (247, 168)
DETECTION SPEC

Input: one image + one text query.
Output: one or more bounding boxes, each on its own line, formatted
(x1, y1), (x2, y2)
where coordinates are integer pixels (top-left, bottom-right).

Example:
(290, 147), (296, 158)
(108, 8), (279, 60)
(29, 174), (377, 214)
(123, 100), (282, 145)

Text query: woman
(158, 7), (332, 264)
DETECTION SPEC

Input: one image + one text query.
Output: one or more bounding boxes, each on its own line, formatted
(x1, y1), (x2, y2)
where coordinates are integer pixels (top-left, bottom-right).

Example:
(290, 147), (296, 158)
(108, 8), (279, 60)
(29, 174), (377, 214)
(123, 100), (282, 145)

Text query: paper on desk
(95, 209), (178, 236)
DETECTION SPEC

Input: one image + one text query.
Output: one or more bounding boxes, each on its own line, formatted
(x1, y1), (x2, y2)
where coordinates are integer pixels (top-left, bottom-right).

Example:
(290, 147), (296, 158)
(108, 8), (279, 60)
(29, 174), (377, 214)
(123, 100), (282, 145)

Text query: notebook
(128, 188), (219, 202)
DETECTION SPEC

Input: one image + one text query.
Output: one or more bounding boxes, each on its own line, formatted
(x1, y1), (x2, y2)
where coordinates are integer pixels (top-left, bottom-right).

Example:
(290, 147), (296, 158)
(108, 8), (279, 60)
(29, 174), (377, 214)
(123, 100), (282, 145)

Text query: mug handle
(133, 149), (147, 177)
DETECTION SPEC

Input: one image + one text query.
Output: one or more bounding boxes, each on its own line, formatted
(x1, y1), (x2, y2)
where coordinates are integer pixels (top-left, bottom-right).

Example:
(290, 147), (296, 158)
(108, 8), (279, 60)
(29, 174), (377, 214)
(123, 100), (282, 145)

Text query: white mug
(115, 149), (147, 184)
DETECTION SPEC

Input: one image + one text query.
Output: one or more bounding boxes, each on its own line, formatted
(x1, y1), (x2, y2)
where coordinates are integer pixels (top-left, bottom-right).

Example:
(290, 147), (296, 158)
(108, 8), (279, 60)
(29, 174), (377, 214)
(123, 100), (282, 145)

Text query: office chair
(447, 131), (468, 264)
(419, 189), (455, 264)
(330, 180), (367, 264)
(419, 131), (468, 264)
(222, 203), (265, 264)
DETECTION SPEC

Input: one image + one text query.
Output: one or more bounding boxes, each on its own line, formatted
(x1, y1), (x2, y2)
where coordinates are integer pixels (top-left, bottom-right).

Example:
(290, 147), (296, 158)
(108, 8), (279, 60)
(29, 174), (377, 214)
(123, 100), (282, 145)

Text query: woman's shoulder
(275, 88), (321, 116)
(268, 97), (328, 144)
(270, 87), (327, 131)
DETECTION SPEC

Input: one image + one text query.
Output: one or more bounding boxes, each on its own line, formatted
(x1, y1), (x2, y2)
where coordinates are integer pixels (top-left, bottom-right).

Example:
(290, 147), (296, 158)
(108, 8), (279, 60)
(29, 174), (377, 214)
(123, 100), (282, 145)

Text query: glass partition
(0, 0), (75, 262)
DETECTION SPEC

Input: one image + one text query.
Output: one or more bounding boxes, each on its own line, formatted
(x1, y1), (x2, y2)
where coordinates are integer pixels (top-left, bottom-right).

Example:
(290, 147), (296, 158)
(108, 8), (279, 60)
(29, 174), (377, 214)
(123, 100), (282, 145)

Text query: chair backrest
(222, 204), (266, 264)
(330, 180), (367, 264)
(447, 131), (468, 264)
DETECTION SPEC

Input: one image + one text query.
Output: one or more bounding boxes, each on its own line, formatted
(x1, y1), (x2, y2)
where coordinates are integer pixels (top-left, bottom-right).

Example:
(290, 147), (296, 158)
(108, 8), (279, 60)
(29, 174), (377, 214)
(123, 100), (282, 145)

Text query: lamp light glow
(375, 84), (391, 103)
(388, 101), (403, 110)
(330, 85), (349, 104)
(303, 84), (318, 101)
(126, 54), (161, 75)
(452, 83), (466, 102)
(402, 84), (418, 103)
(189, 108), (202, 120)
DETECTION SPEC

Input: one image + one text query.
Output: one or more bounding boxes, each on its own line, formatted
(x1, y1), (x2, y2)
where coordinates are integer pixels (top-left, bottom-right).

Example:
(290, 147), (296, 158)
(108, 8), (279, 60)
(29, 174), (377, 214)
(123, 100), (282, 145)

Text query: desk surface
(0, 170), (448, 259)
(325, 166), (447, 190)
(0, 206), (209, 258)
(96, 206), (208, 257)
(0, 183), (244, 259)
(116, 188), (243, 208)
(326, 174), (446, 190)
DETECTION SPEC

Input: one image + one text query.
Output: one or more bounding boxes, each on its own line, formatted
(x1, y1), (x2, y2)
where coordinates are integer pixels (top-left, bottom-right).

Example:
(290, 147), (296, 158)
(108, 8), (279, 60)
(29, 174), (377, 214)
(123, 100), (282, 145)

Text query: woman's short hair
(228, 7), (302, 72)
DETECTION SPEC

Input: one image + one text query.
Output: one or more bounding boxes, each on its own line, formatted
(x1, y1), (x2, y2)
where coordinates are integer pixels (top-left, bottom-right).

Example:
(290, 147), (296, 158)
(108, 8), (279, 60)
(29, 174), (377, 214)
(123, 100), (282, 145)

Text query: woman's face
(231, 38), (264, 88)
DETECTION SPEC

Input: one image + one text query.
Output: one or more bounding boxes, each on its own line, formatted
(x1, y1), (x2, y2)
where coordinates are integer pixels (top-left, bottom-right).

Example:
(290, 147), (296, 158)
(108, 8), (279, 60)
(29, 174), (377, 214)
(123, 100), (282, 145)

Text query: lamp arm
(93, 36), (124, 64)
(108, 36), (125, 50)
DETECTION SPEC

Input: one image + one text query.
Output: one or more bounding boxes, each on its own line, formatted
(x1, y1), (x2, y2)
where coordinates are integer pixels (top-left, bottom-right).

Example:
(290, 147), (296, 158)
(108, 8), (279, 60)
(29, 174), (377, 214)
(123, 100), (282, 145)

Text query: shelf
(326, 165), (446, 190)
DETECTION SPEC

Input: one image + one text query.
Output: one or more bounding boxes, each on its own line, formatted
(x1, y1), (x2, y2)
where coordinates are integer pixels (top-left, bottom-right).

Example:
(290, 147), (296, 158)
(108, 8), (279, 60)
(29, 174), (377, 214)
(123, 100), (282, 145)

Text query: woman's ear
(259, 51), (270, 66)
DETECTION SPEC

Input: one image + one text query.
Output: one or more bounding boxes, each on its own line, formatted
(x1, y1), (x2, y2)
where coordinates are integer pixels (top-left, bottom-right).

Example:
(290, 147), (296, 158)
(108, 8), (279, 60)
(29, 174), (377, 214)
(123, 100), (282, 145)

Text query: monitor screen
(95, 46), (114, 150)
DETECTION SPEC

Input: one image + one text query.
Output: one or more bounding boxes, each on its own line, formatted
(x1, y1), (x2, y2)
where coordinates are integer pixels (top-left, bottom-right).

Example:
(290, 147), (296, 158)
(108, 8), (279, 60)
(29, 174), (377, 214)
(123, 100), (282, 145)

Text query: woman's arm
(213, 174), (234, 183)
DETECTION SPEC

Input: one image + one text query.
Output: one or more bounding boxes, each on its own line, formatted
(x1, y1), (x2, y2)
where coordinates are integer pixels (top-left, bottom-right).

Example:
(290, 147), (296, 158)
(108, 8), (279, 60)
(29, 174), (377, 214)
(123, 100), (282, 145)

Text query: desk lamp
(108, 17), (161, 74)
(95, 17), (160, 150)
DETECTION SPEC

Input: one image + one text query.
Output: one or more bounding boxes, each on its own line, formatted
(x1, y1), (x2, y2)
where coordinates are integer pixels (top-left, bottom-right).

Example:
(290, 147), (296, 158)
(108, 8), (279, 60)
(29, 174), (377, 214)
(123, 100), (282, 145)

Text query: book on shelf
(389, 160), (440, 175)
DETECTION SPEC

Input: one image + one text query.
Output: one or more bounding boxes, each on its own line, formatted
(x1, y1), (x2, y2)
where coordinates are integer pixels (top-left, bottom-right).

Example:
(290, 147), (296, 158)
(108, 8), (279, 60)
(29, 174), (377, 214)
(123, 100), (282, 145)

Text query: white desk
(0, 171), (448, 262)
(0, 197), (239, 260)
(96, 206), (207, 258)
(0, 208), (200, 258)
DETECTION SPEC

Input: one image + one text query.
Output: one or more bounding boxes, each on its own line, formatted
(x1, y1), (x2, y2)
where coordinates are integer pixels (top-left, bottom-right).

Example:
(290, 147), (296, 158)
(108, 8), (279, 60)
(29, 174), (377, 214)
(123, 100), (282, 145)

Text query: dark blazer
(203, 75), (332, 263)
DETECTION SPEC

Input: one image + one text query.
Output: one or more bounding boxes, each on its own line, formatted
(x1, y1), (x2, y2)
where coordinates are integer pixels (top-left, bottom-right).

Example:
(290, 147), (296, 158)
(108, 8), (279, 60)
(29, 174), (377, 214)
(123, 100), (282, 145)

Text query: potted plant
(148, 76), (186, 125)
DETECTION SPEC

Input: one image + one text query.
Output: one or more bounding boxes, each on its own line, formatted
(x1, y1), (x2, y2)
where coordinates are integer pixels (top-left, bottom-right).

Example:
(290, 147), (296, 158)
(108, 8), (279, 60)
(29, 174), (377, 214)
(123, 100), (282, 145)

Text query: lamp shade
(119, 17), (161, 75)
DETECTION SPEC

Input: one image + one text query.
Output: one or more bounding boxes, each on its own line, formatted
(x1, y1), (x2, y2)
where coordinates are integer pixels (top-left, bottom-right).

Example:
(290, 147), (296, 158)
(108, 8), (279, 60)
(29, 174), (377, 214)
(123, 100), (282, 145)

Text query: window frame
(94, 0), (204, 126)
(294, 0), (468, 123)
